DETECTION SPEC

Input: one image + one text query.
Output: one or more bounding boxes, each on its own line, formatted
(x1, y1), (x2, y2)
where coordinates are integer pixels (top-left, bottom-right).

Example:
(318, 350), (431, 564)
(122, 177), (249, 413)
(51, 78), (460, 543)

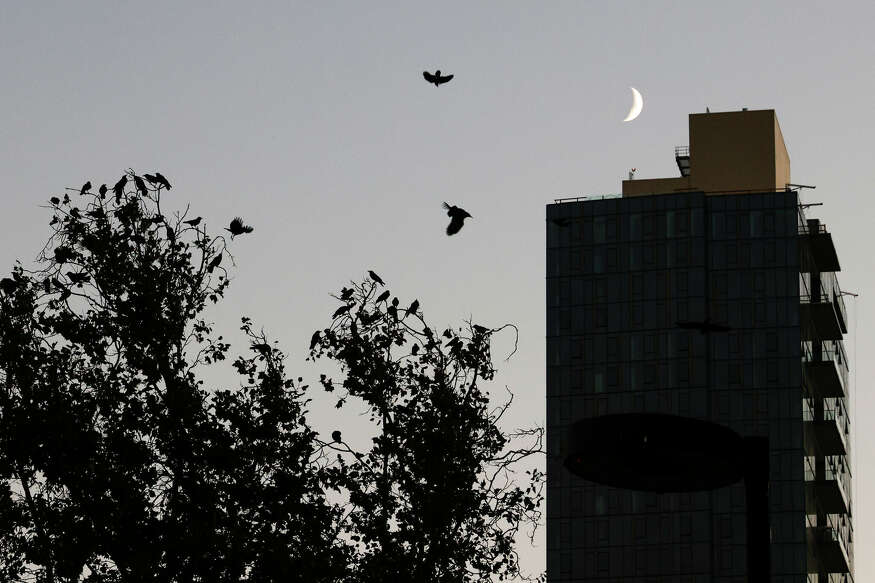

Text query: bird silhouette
(368, 270), (384, 286)
(112, 176), (127, 204)
(154, 172), (172, 190)
(676, 318), (732, 334)
(50, 197), (60, 205)
(331, 430), (342, 442)
(405, 299), (419, 318)
(375, 290), (391, 303)
(332, 305), (352, 318)
(443, 202), (472, 235)
(98, 184), (108, 198)
(423, 70), (454, 87)
(80, 181), (91, 196)
(226, 217), (254, 239)
(310, 331), (321, 351)
(143, 173), (159, 185)
(183, 217), (202, 227)
(206, 253), (222, 273)
(133, 175), (149, 197)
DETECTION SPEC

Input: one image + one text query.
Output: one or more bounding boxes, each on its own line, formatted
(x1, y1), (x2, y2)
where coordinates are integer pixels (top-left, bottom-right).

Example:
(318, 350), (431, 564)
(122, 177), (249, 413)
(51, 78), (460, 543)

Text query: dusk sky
(2, 1), (873, 577)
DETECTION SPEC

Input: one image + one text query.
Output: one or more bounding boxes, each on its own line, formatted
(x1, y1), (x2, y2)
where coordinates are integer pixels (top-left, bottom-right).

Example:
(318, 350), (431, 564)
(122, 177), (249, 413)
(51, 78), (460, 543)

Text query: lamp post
(564, 413), (769, 582)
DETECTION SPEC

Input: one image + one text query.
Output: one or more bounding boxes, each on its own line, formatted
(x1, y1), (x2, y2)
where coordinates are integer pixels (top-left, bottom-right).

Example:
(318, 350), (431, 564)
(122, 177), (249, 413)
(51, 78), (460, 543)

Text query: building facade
(546, 110), (853, 582)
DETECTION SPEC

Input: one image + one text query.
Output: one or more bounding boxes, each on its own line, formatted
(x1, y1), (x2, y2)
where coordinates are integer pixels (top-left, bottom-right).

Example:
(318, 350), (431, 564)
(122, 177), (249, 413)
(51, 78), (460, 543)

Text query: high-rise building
(546, 109), (853, 582)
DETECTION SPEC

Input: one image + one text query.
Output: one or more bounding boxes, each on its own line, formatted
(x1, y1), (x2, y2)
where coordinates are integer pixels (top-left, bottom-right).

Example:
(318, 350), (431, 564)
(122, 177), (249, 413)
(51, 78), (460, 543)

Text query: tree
(1, 171), (544, 582)
(0, 172), (346, 582)
(310, 280), (545, 582)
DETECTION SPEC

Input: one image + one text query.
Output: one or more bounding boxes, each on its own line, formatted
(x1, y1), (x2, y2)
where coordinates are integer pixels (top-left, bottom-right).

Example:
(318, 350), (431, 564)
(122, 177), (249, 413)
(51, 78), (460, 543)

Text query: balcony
(807, 526), (852, 574)
(804, 418), (847, 456)
(804, 360), (845, 398)
(800, 296), (845, 341)
(799, 223), (841, 273)
(805, 461), (850, 515)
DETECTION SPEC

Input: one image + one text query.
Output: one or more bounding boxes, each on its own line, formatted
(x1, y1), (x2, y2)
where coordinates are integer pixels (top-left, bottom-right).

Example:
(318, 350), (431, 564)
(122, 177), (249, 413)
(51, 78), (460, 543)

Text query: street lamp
(564, 413), (769, 582)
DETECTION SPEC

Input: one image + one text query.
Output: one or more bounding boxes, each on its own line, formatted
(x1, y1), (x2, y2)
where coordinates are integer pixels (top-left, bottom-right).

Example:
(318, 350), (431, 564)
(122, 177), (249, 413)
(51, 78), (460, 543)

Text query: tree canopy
(0, 172), (543, 582)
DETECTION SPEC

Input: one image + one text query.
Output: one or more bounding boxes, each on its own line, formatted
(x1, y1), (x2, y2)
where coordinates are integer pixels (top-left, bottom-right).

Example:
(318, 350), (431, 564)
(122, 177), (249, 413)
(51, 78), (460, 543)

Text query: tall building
(546, 109), (853, 582)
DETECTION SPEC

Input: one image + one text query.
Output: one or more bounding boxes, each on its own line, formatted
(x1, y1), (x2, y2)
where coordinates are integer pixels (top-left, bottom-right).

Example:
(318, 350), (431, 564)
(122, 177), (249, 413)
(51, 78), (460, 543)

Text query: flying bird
(154, 172), (172, 190)
(331, 430), (342, 442)
(423, 70), (454, 87)
(112, 176), (127, 204)
(98, 184), (108, 198)
(676, 318), (732, 334)
(80, 181), (91, 196)
(368, 270), (384, 286)
(183, 217), (202, 227)
(226, 217), (254, 239)
(443, 202), (472, 236)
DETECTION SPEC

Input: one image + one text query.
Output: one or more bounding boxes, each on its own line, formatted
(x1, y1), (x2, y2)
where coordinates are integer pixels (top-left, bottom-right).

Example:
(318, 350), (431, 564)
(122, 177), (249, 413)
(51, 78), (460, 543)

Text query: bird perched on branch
(206, 253), (222, 273)
(112, 176), (127, 204)
(368, 270), (384, 286)
(226, 217), (254, 239)
(134, 175), (149, 197)
(405, 299), (419, 318)
(443, 202), (472, 236)
(183, 217), (202, 227)
(331, 430), (342, 442)
(423, 69), (454, 87)
(154, 172), (172, 190)
(80, 181), (91, 196)
(98, 184), (108, 198)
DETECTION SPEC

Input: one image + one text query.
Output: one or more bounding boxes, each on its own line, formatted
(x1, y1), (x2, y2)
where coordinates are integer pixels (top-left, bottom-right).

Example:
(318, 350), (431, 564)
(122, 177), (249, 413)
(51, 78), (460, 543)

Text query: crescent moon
(623, 87), (643, 122)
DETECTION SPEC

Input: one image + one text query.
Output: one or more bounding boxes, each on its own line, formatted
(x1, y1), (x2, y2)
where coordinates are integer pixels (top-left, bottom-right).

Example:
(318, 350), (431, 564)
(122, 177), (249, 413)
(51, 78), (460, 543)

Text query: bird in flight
(443, 202), (472, 236)
(423, 70), (454, 87)
(676, 318), (732, 334)
(226, 217), (254, 239)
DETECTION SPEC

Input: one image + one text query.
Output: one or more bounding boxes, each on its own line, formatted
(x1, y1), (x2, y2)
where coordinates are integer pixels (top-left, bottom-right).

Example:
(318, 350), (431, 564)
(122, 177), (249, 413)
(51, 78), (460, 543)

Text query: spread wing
(436, 73), (454, 84)
(423, 71), (436, 83)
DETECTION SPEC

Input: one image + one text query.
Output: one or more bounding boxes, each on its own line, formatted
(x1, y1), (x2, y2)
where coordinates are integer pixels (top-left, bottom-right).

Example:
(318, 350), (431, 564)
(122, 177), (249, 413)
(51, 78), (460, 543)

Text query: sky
(2, 0), (874, 578)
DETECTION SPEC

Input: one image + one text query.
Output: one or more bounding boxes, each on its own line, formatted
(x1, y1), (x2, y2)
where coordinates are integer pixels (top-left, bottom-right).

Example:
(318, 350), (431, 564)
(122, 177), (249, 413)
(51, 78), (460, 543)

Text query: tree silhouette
(309, 280), (545, 583)
(0, 172), (346, 582)
(1, 171), (544, 582)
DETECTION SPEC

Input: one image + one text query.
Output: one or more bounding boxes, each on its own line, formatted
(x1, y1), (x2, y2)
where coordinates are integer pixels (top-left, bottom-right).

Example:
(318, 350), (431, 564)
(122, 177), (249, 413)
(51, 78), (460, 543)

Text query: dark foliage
(310, 280), (545, 582)
(0, 172), (346, 582)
